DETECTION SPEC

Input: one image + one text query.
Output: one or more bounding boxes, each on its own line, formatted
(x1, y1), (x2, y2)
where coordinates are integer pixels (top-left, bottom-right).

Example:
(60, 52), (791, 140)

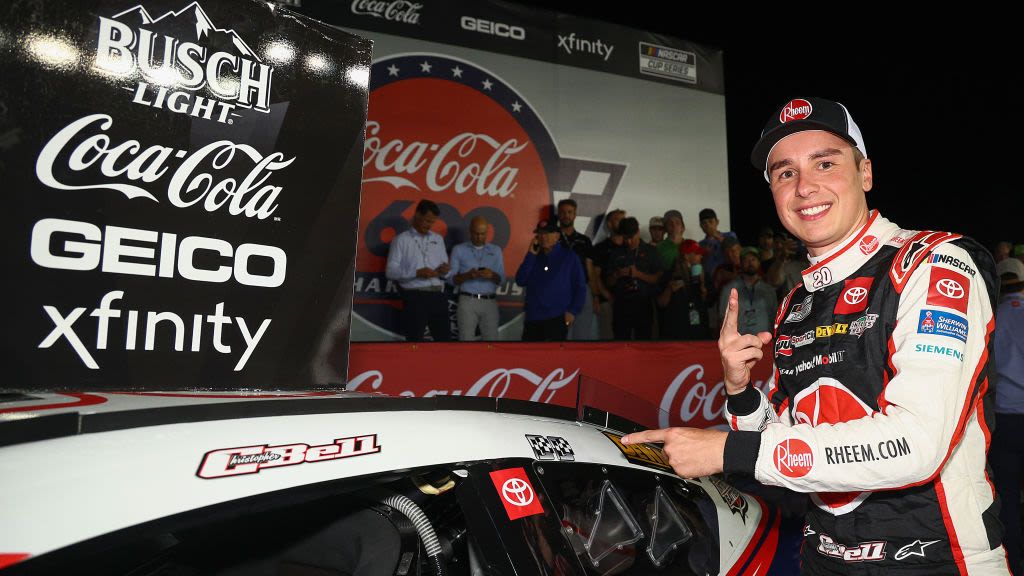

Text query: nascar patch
(917, 309), (968, 342)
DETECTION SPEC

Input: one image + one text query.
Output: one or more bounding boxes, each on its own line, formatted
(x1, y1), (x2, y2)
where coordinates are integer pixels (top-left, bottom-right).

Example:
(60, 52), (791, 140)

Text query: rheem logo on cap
(780, 99), (813, 123)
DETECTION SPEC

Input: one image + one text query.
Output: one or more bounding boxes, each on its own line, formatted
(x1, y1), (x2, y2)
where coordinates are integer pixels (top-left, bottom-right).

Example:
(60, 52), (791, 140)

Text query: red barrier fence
(347, 342), (774, 430)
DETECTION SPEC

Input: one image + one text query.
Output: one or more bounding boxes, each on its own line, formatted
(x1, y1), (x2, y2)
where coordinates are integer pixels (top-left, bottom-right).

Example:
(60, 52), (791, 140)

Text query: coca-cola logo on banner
(350, 0), (422, 25)
(356, 54), (625, 336)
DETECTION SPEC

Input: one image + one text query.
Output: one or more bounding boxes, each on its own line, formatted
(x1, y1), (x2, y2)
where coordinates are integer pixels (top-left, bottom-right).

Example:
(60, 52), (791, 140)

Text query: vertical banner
(1, 0), (371, 389)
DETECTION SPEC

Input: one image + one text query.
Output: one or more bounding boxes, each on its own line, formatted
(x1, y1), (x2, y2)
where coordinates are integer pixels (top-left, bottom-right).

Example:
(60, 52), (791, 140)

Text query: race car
(0, 390), (781, 575)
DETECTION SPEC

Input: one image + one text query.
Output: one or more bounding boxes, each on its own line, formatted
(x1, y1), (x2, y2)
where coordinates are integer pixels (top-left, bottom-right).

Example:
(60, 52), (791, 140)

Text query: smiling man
(623, 98), (1007, 574)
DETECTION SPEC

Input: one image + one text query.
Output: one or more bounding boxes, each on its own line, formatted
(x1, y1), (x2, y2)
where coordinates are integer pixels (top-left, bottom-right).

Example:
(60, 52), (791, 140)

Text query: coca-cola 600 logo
(356, 54), (626, 336)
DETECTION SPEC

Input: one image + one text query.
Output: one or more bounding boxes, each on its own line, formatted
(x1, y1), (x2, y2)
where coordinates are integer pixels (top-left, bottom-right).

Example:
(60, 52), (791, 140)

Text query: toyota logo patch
(489, 467), (545, 519)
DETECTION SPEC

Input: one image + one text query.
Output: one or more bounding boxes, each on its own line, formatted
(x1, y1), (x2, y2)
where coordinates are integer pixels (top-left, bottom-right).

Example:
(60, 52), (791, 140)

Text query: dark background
(513, 5), (1021, 252)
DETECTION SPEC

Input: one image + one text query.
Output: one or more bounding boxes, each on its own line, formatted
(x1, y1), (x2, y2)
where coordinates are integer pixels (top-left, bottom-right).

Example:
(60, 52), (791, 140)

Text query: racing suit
(723, 211), (1007, 574)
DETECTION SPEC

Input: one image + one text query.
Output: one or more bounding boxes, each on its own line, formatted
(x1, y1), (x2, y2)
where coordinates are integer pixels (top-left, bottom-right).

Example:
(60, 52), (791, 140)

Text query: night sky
(515, 4), (1021, 252)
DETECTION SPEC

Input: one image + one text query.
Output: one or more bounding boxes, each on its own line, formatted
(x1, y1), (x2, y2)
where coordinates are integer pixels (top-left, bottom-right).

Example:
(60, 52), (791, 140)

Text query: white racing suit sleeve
(726, 242), (993, 491)
(723, 372), (793, 432)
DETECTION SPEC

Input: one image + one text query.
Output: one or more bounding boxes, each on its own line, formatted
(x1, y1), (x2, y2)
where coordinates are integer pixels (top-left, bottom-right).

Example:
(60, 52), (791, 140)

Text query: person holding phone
(385, 199), (452, 341)
(449, 216), (504, 341)
(515, 219), (586, 341)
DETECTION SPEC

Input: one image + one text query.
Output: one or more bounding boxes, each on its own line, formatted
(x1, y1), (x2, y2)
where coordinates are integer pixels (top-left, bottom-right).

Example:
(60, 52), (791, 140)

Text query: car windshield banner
(1, 0), (371, 390)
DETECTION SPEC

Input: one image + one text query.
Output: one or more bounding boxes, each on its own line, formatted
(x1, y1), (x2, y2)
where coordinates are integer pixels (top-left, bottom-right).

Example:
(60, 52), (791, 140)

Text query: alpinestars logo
(785, 294), (814, 323)
(94, 2), (273, 124)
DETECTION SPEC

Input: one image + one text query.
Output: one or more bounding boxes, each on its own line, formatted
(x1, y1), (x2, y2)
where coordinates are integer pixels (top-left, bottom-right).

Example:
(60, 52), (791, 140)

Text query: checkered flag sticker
(526, 434), (575, 461)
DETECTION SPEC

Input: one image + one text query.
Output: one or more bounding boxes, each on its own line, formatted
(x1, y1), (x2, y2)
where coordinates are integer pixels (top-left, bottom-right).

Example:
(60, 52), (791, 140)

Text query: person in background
(995, 241), (1012, 263)
(657, 239), (710, 340)
(657, 209), (686, 270)
(515, 219), (586, 342)
(449, 216), (504, 341)
(591, 209), (626, 339)
(718, 246), (777, 335)
(385, 199), (452, 341)
(991, 257), (1024, 575)
(711, 236), (741, 304)
(765, 230), (809, 299)
(606, 217), (662, 339)
(698, 207), (738, 287)
(756, 226), (776, 274)
(648, 216), (666, 246)
(558, 199), (597, 340)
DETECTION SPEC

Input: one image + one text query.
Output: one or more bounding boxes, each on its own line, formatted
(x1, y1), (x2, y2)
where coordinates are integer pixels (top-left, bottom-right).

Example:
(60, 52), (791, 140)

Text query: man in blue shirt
(991, 257), (1024, 574)
(449, 216), (505, 341)
(384, 200), (452, 341)
(515, 219), (586, 341)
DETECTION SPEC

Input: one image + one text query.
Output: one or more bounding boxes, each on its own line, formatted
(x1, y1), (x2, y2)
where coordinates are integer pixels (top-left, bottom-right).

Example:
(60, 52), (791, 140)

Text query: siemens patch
(914, 343), (964, 362)
(917, 309), (968, 343)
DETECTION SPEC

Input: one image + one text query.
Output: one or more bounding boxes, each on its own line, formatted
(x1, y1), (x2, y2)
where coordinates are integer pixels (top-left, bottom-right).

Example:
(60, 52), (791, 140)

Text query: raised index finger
(621, 428), (670, 445)
(719, 288), (740, 337)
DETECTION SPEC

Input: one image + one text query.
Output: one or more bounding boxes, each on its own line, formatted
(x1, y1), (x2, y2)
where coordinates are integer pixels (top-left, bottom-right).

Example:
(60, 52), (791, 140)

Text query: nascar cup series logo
(356, 54), (625, 336)
(94, 2), (273, 124)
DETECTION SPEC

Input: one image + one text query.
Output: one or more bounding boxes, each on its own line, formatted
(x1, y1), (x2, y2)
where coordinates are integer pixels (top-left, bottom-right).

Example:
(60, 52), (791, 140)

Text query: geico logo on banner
(31, 218), (286, 288)
(460, 16), (525, 40)
(347, 367), (578, 403)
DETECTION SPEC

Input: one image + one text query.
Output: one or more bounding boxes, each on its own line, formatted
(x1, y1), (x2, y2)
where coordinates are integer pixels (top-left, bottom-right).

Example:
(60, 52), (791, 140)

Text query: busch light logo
(355, 54), (626, 337)
(94, 2), (273, 124)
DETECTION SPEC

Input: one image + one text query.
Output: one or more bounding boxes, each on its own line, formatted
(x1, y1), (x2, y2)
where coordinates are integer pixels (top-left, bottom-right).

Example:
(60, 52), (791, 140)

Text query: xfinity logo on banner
(558, 33), (614, 62)
(38, 290), (271, 371)
(94, 3), (273, 124)
(351, 0), (422, 25)
(461, 17), (525, 40)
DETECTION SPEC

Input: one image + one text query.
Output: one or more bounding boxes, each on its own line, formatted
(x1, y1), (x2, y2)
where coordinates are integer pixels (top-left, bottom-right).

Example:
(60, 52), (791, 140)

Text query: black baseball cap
(617, 217), (640, 238)
(751, 97), (867, 181)
(534, 219), (559, 233)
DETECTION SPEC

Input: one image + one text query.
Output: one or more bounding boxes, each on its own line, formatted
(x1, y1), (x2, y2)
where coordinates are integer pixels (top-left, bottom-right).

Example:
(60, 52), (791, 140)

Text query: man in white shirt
(449, 216), (504, 341)
(385, 200), (452, 341)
